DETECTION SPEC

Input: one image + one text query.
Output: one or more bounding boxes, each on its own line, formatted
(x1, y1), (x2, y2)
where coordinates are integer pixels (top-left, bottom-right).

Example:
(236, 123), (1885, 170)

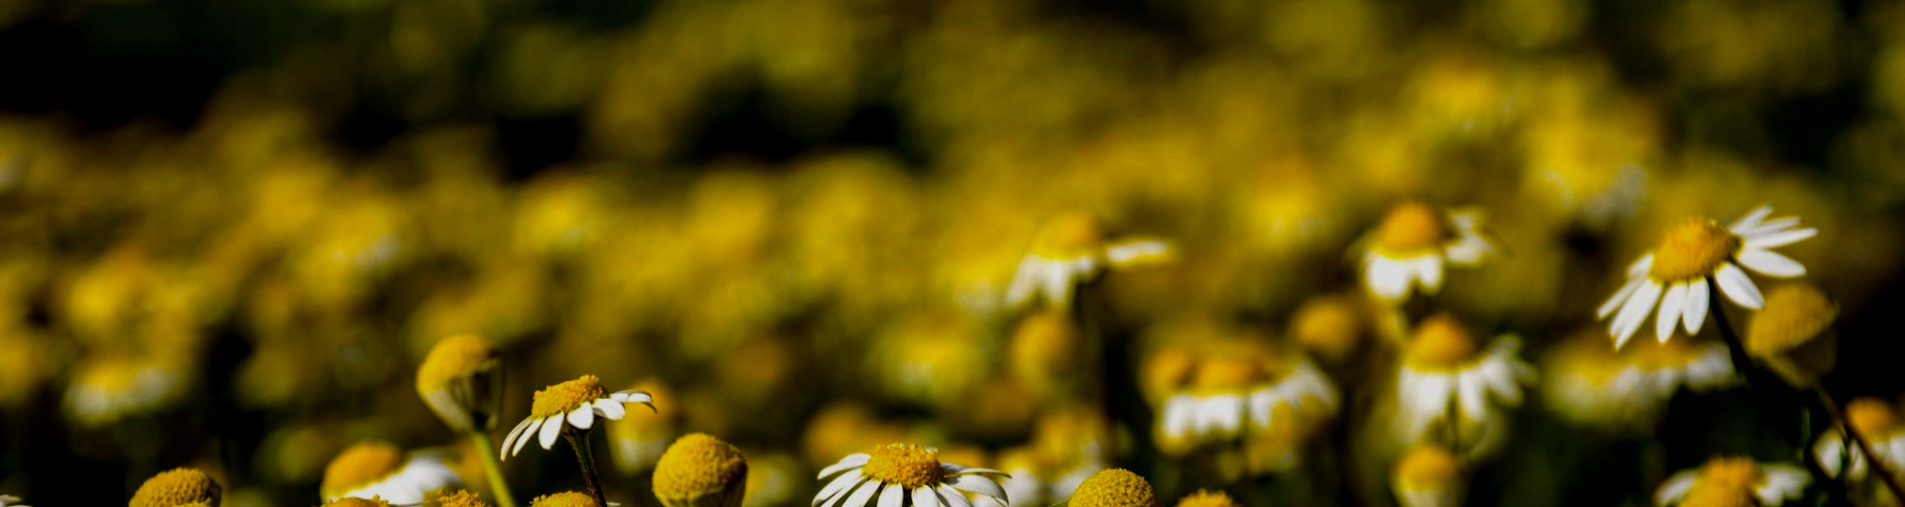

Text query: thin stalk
(469, 430), (521, 507)
(566, 431), (609, 507)
(1813, 388), (1905, 504)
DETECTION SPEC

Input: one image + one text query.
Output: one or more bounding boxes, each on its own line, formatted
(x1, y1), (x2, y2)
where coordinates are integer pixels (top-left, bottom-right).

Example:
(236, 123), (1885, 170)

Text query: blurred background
(3, 0), (1905, 505)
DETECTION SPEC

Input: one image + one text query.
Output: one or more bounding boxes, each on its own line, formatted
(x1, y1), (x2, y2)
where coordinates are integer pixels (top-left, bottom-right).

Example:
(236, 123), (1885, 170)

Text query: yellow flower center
(324, 498), (392, 507)
(1695, 458), (1763, 490)
(416, 335), (495, 391)
(1679, 483), (1754, 507)
(532, 375), (609, 419)
(131, 467), (223, 507)
(1191, 355), (1260, 390)
(1649, 219), (1741, 282)
(1035, 213), (1105, 258)
(321, 442), (404, 496)
(861, 444), (944, 489)
(1292, 296), (1362, 359)
(1173, 490), (1236, 507)
(1847, 398), (1897, 437)
(1406, 314), (1478, 369)
(1070, 469), (1161, 507)
(1746, 284), (1836, 356)
(1393, 446), (1461, 492)
(531, 492), (601, 507)
(75, 354), (146, 392)
(438, 490), (493, 507)
(1375, 202), (1449, 253)
(654, 433), (749, 498)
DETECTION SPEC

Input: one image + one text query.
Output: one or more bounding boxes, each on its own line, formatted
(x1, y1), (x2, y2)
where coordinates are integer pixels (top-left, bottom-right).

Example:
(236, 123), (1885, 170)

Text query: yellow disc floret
(1650, 219), (1741, 282)
(131, 467), (223, 507)
(1746, 284), (1836, 356)
(1393, 446), (1461, 492)
(1375, 202), (1449, 253)
(417, 335), (495, 392)
(1695, 457), (1763, 490)
(654, 433), (749, 499)
(437, 490), (493, 507)
(531, 491), (601, 507)
(1292, 295), (1363, 361)
(322, 498), (392, 507)
(1406, 314), (1479, 370)
(861, 444), (944, 489)
(1070, 468), (1161, 507)
(1679, 483), (1754, 507)
(533, 375), (609, 419)
(1035, 213), (1105, 258)
(1846, 398), (1897, 437)
(1173, 490), (1236, 507)
(321, 442), (404, 497)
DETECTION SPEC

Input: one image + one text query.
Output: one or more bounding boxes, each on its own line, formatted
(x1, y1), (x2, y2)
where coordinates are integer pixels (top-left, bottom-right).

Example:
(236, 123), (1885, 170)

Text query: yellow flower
(1006, 213), (1173, 310)
(1172, 490), (1235, 507)
(654, 434), (749, 507)
(501, 376), (654, 460)
(416, 334), (501, 433)
(1599, 205), (1816, 348)
(1745, 283), (1837, 386)
(1392, 446), (1462, 507)
(437, 490), (493, 507)
(320, 441), (461, 504)
(1360, 202), (1499, 303)
(531, 491), (601, 507)
(1655, 457), (1808, 507)
(814, 444), (1009, 507)
(130, 468), (222, 507)
(1393, 315), (1535, 454)
(1069, 469), (1159, 507)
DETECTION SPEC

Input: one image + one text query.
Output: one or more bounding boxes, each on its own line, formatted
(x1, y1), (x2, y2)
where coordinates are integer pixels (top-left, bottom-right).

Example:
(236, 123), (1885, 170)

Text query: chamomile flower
(1598, 205), (1816, 348)
(1814, 398), (1905, 484)
(320, 441), (462, 505)
(1655, 457), (1808, 507)
(1393, 315), (1535, 452)
(653, 434), (750, 507)
(439, 490), (495, 507)
(416, 334), (502, 433)
(1746, 283), (1838, 387)
(1541, 331), (1735, 433)
(501, 375), (655, 459)
(813, 444), (1010, 507)
(1067, 469), (1159, 507)
(1392, 446), (1464, 507)
(1150, 337), (1339, 456)
(1359, 202), (1499, 303)
(131, 468), (222, 507)
(531, 492), (601, 507)
(1005, 213), (1173, 310)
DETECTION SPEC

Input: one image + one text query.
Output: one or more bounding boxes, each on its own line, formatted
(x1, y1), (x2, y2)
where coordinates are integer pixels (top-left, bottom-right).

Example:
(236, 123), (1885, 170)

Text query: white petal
(538, 414), (565, 449)
(1744, 227), (1816, 249)
(1105, 239), (1172, 266)
(914, 487), (942, 507)
(1599, 278), (1644, 319)
(1656, 283), (1688, 343)
(1456, 373), (1486, 421)
(951, 474), (1008, 503)
(937, 484), (974, 507)
(839, 478), (882, 507)
(1655, 471), (1699, 506)
(1682, 278), (1709, 336)
(814, 471), (864, 506)
(1041, 262), (1075, 308)
(1737, 248), (1805, 278)
(1628, 253), (1655, 277)
(879, 483), (907, 507)
(569, 405), (596, 431)
(1003, 256), (1040, 309)
(819, 455), (871, 479)
(949, 467), (1006, 476)
(1715, 263), (1764, 309)
(503, 417), (536, 460)
(511, 418), (543, 457)
(1741, 217), (1801, 237)
(1728, 205), (1773, 232)
(1366, 256), (1412, 301)
(1415, 256), (1446, 294)
(1161, 395), (1196, 439)
(595, 399), (626, 420)
(1610, 281), (1663, 349)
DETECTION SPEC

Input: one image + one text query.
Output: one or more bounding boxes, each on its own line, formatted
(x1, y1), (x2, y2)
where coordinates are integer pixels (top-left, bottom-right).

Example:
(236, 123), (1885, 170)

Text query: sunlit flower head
(1068, 469), (1158, 507)
(608, 380), (679, 474)
(131, 468), (222, 507)
(1006, 213), (1173, 310)
(416, 334), (502, 433)
(1360, 202), (1499, 303)
(1172, 490), (1235, 507)
(814, 444), (1009, 507)
(1599, 205), (1816, 348)
(1541, 331), (1735, 433)
(1815, 398), (1905, 484)
(1393, 315), (1535, 452)
(501, 375), (654, 460)
(1655, 457), (1808, 507)
(1149, 332), (1338, 456)
(654, 433), (749, 507)
(437, 490), (494, 507)
(531, 491), (602, 507)
(1392, 445), (1463, 507)
(320, 441), (462, 504)
(64, 352), (188, 427)
(1746, 283), (1838, 387)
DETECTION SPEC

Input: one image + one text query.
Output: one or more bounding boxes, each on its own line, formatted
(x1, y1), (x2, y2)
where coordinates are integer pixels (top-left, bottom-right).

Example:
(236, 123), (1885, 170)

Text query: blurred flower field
(4, 0), (1905, 506)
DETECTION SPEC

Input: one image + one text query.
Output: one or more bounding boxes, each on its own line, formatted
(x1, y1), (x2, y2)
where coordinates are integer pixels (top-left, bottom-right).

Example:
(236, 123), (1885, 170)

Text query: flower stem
(566, 430), (609, 507)
(470, 430), (521, 507)
(1813, 387), (1905, 504)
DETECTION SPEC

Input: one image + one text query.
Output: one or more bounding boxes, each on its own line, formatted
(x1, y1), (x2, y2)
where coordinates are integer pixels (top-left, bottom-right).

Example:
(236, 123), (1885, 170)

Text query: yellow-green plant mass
(2, 0), (1905, 507)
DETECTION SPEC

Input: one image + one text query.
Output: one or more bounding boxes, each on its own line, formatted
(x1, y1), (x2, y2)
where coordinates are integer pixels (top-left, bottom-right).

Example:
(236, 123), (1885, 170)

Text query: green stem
(1705, 283), (1854, 506)
(470, 430), (521, 507)
(566, 430), (609, 507)
(1813, 387), (1905, 504)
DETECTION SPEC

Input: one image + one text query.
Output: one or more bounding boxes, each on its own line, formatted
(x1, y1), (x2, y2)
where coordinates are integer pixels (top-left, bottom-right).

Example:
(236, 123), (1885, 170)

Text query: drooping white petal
(814, 471), (864, 506)
(538, 414), (565, 449)
(1755, 465), (1811, 504)
(568, 404), (596, 431)
(879, 483), (906, 507)
(1743, 227), (1816, 249)
(1654, 471), (1699, 506)
(1737, 248), (1806, 278)
(1728, 205), (1773, 232)
(503, 417), (536, 460)
(948, 467), (1007, 476)
(595, 399), (626, 420)
(951, 474), (1009, 503)
(1041, 262), (1076, 308)
(1456, 373), (1487, 421)
(1656, 283), (1688, 343)
(1714, 263), (1764, 309)
(1610, 281), (1663, 349)
(1415, 255), (1446, 294)
(511, 418), (543, 457)
(1599, 278), (1644, 319)
(1161, 395), (1197, 439)
(1682, 278), (1709, 336)
(819, 455), (871, 479)
(937, 484), (975, 507)
(839, 478), (882, 507)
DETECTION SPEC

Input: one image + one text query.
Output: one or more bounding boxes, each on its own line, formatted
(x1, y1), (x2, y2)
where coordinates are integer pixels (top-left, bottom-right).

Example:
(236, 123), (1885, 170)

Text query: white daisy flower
(1815, 398), (1905, 483)
(1393, 315), (1535, 450)
(814, 444), (1010, 507)
(1392, 445), (1464, 507)
(501, 375), (655, 459)
(1005, 213), (1173, 310)
(1598, 205), (1817, 348)
(320, 441), (462, 505)
(1151, 339), (1338, 456)
(1655, 457), (1808, 507)
(1359, 202), (1500, 303)
(1542, 332), (1736, 433)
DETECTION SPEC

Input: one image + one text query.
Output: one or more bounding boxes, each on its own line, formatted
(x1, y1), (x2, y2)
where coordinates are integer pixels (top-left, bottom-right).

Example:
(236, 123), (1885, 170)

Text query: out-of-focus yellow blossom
(1289, 294), (1368, 364)
(1144, 320), (1338, 457)
(1358, 202), (1501, 303)
(513, 174), (617, 261)
(1391, 314), (1535, 457)
(801, 403), (910, 468)
(415, 334), (501, 433)
(1815, 397), (1905, 501)
(1008, 310), (1085, 404)
(320, 441), (462, 504)
(1404, 48), (1517, 139)
(1654, 0), (1845, 93)
(290, 188), (410, 310)
(740, 452), (800, 507)
(608, 380), (680, 475)
(64, 351), (190, 427)
(0, 327), (53, 408)
(1655, 457), (1809, 507)
(407, 255), (550, 351)
(1392, 445), (1463, 507)
(868, 310), (993, 408)
(1541, 331), (1734, 433)
(1006, 212), (1173, 311)
(1746, 283), (1838, 387)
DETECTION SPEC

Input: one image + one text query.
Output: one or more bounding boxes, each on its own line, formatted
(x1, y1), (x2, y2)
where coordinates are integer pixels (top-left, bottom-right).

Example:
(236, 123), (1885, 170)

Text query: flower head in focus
(1006, 213), (1173, 310)
(320, 441), (462, 505)
(416, 334), (502, 433)
(501, 375), (654, 459)
(1359, 202), (1499, 303)
(1655, 457), (1808, 507)
(1599, 205), (1816, 348)
(438, 490), (494, 507)
(1068, 469), (1158, 507)
(131, 468), (222, 507)
(814, 444), (1009, 507)
(654, 433), (749, 507)
(531, 492), (601, 507)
